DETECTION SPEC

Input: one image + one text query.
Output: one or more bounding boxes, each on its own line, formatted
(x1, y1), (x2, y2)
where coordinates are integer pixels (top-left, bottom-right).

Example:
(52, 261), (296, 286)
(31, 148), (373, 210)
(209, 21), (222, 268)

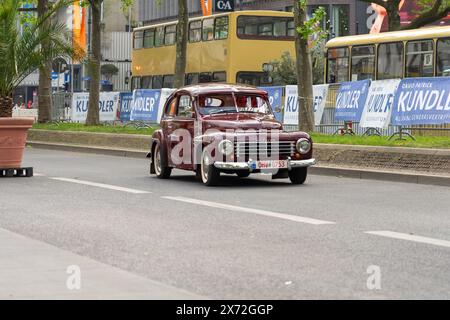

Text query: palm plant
(0, 0), (79, 117)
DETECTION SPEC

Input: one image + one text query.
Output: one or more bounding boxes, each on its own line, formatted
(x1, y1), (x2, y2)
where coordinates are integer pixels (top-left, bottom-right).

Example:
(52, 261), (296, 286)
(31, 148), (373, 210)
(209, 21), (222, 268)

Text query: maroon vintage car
(148, 84), (315, 186)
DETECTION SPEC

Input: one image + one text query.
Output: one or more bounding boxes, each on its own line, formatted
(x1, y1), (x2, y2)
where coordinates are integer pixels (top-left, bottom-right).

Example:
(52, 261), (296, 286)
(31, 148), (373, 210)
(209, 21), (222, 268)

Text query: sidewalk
(0, 228), (204, 300)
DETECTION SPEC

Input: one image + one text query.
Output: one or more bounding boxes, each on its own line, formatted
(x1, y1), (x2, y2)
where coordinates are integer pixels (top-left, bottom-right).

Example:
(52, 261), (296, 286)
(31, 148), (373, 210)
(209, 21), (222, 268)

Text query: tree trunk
(0, 96), (13, 118)
(37, 0), (53, 123)
(174, 0), (188, 88)
(294, 1), (315, 132)
(387, 0), (401, 31)
(86, 1), (101, 126)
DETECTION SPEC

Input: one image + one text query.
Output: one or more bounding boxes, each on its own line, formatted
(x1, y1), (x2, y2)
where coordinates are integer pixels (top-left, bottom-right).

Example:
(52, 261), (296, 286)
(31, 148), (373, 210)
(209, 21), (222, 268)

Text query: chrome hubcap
(154, 145), (162, 175)
(201, 153), (210, 182)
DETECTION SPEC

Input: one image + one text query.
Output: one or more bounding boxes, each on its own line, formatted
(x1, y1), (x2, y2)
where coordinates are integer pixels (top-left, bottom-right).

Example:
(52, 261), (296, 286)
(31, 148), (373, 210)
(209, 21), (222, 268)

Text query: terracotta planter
(0, 117), (34, 168)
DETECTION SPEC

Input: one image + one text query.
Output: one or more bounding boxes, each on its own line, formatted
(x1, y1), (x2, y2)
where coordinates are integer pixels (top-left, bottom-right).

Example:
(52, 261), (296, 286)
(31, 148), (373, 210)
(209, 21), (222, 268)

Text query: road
(0, 147), (449, 299)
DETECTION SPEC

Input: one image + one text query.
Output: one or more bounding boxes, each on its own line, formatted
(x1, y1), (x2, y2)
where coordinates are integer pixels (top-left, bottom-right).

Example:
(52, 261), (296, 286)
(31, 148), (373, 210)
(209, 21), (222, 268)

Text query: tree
(269, 47), (325, 86)
(85, 0), (135, 125)
(85, 0), (102, 125)
(101, 64), (119, 83)
(173, 0), (188, 88)
(359, 0), (450, 31)
(37, 0), (53, 123)
(0, 0), (76, 117)
(293, 0), (326, 132)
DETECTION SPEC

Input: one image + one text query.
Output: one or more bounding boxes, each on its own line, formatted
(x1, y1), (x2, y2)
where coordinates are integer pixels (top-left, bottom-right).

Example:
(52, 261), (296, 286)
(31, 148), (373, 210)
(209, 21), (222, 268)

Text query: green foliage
(268, 46), (325, 86)
(296, 0), (328, 45)
(311, 133), (450, 149)
(414, 0), (450, 15)
(0, 0), (77, 98)
(101, 64), (119, 76)
(269, 52), (297, 86)
(32, 122), (157, 135)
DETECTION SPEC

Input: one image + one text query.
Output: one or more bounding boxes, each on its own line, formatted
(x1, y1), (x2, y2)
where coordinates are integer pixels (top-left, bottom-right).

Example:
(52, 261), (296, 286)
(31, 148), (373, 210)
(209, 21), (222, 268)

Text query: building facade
(137, 0), (380, 37)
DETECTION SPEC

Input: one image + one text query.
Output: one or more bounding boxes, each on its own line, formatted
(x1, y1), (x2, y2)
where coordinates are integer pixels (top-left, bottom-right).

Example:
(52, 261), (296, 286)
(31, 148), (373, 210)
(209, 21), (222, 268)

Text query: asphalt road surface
(1, 147), (449, 299)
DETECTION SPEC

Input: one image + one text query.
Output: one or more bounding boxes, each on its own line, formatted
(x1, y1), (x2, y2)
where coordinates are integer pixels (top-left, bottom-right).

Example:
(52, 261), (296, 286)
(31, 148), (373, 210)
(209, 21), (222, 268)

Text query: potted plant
(0, 0), (78, 173)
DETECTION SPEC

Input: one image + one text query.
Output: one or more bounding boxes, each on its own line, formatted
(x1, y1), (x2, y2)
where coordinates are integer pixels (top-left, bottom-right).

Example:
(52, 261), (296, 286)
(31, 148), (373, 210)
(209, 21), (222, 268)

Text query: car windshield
(197, 93), (272, 116)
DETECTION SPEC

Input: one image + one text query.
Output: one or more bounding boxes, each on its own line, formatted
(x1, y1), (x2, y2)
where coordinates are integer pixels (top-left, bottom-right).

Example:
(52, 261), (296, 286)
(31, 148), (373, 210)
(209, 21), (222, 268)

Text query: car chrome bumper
(214, 158), (316, 171)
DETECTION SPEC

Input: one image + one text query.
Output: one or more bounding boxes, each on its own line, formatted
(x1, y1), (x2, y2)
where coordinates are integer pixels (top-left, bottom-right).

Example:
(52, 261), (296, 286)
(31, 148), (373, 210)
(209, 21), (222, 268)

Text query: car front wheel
(200, 149), (221, 186)
(153, 143), (172, 179)
(288, 167), (307, 185)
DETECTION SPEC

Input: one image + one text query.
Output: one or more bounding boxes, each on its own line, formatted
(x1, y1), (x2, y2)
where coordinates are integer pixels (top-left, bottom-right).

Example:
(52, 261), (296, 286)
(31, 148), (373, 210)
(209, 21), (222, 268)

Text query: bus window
(212, 72), (226, 82)
(155, 27), (164, 47)
(287, 20), (295, 36)
(142, 76), (152, 89)
(152, 75), (163, 89)
(327, 47), (349, 83)
(237, 16), (294, 39)
(215, 16), (228, 40)
(351, 45), (375, 81)
(143, 29), (154, 48)
(131, 77), (141, 90)
(189, 20), (202, 42)
(437, 38), (450, 77)
(406, 40), (434, 78)
(133, 31), (143, 49)
(258, 23), (273, 36)
(165, 25), (176, 46)
(163, 75), (174, 88)
(236, 72), (271, 86)
(186, 73), (199, 85)
(199, 72), (212, 83)
(274, 20), (287, 37)
(377, 42), (403, 80)
(203, 19), (214, 41)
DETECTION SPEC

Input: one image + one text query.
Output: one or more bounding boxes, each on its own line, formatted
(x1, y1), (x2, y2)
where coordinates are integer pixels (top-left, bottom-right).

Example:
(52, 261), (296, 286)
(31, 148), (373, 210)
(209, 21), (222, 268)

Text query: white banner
(71, 92), (120, 123)
(157, 88), (175, 123)
(359, 79), (401, 129)
(283, 85), (329, 126)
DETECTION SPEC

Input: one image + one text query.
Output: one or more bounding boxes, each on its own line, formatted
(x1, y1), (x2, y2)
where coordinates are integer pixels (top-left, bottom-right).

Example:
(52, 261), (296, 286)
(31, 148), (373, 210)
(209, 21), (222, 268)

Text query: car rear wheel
(201, 149), (220, 186)
(154, 143), (172, 179)
(288, 167), (307, 185)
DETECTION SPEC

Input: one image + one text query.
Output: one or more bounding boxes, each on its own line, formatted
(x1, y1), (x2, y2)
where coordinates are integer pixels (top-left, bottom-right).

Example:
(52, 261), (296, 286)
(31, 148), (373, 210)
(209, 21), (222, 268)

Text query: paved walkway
(0, 228), (203, 299)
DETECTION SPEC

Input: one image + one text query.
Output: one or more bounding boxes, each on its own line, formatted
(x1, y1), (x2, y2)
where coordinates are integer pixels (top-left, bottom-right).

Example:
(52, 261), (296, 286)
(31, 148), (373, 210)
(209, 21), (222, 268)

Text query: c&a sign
(215, 0), (234, 12)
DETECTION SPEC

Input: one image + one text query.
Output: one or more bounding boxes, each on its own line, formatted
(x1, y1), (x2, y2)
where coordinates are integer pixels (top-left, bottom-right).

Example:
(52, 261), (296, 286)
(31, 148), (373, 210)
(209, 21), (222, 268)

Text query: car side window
(177, 95), (193, 117)
(166, 97), (177, 117)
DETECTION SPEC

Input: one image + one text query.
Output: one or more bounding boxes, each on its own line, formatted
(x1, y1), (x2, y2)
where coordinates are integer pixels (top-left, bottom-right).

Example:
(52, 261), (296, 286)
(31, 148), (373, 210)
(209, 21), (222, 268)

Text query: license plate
(250, 160), (288, 170)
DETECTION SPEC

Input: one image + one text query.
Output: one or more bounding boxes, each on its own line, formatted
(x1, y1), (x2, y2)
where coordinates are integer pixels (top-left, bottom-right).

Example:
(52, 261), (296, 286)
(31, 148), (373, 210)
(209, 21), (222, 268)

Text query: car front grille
(235, 141), (295, 160)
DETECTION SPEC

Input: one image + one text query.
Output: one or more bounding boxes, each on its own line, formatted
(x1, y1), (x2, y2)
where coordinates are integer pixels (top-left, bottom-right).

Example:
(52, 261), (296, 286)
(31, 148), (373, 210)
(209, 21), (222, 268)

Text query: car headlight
(218, 139), (234, 156)
(296, 138), (311, 154)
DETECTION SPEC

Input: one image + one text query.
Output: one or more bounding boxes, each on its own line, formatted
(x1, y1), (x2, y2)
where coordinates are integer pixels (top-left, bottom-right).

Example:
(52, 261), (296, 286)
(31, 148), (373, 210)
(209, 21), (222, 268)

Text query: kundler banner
(360, 79), (401, 129)
(71, 92), (119, 123)
(335, 79), (371, 122)
(391, 77), (450, 125)
(259, 86), (283, 122)
(283, 85), (329, 126)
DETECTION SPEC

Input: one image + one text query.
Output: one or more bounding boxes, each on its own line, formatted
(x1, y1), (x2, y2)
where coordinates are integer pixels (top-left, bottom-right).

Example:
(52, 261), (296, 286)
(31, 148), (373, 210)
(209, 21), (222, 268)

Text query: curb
(26, 141), (450, 187)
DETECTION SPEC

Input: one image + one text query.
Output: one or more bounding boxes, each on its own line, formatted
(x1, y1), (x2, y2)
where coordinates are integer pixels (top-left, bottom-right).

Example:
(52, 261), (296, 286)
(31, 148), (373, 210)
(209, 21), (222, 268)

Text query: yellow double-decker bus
(131, 10), (296, 89)
(325, 26), (450, 84)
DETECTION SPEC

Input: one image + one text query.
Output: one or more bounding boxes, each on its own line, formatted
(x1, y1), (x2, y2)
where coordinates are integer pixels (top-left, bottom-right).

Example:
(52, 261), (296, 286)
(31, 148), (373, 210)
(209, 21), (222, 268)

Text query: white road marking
(51, 177), (150, 194)
(34, 173), (45, 177)
(365, 231), (450, 249)
(163, 196), (335, 225)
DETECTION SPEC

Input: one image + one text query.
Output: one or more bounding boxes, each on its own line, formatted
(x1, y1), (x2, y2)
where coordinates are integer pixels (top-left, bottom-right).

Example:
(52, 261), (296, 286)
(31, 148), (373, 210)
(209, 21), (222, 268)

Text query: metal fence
(52, 92), (72, 121)
(284, 83), (450, 137)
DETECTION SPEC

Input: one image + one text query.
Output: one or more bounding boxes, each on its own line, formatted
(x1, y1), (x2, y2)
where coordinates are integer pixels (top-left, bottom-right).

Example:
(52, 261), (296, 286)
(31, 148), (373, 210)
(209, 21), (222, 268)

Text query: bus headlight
(218, 140), (234, 156)
(296, 138), (311, 154)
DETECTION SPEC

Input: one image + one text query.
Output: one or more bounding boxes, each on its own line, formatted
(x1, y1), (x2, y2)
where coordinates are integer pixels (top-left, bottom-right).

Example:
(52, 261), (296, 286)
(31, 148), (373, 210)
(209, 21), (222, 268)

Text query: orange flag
(72, 1), (86, 60)
(201, 0), (212, 16)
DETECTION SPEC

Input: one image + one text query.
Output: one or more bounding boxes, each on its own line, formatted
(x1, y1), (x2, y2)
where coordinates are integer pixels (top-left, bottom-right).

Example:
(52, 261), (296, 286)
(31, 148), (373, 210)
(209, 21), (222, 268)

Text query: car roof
(176, 83), (268, 96)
